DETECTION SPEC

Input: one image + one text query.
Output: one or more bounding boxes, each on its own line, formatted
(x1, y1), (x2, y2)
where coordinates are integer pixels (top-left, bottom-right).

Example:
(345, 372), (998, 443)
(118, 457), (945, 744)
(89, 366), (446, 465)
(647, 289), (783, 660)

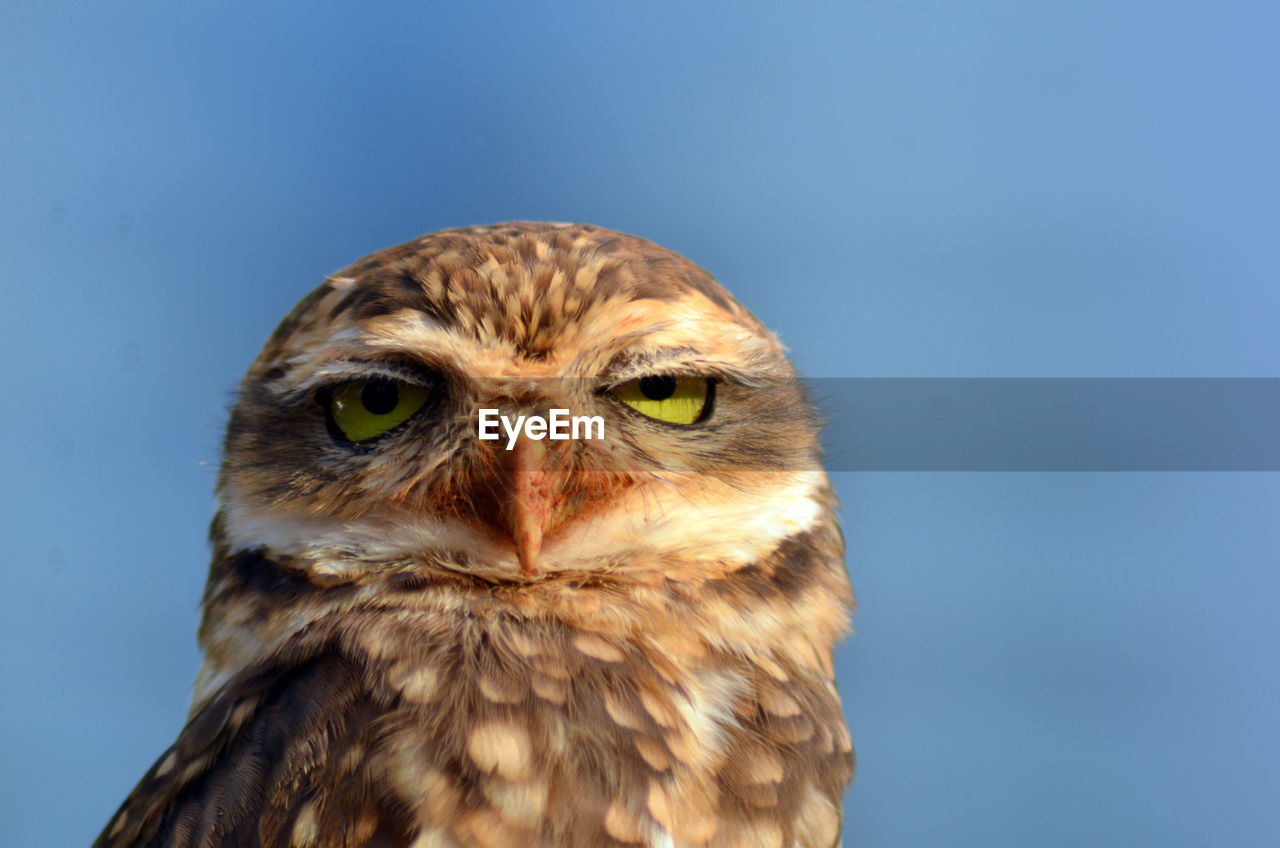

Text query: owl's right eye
(322, 378), (430, 444)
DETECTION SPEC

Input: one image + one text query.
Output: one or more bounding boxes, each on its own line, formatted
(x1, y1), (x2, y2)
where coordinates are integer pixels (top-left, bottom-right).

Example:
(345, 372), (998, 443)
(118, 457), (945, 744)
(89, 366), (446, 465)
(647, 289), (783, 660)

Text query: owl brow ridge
(600, 347), (763, 386)
(279, 359), (438, 399)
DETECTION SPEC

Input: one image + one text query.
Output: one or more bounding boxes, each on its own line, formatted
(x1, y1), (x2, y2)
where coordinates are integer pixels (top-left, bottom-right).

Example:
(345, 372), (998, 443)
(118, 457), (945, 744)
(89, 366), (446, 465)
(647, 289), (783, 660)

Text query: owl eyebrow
(273, 359), (435, 402)
(599, 347), (749, 385)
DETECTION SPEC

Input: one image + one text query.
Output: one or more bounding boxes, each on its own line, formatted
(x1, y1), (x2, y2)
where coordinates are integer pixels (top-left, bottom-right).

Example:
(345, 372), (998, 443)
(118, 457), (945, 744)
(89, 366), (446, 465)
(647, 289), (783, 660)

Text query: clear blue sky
(3, 2), (1278, 845)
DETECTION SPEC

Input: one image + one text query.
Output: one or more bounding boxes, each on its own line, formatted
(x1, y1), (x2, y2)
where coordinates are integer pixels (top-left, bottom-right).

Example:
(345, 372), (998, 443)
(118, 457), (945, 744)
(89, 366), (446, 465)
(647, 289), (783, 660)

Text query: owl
(95, 222), (854, 848)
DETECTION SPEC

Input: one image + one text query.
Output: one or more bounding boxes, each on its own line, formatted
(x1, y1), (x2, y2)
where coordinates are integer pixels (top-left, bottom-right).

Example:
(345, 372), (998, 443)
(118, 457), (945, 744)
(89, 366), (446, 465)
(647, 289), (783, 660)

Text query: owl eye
(325, 378), (430, 443)
(610, 375), (713, 425)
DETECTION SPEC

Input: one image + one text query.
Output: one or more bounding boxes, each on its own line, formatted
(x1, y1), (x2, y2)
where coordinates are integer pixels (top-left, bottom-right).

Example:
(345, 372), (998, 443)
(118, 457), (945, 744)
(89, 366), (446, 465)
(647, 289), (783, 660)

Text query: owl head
(215, 222), (831, 589)
(94, 224), (853, 848)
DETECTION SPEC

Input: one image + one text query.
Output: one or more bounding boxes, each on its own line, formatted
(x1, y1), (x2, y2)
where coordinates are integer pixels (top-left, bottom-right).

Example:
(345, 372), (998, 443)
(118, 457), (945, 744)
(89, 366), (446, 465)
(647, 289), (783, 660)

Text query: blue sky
(3, 2), (1278, 845)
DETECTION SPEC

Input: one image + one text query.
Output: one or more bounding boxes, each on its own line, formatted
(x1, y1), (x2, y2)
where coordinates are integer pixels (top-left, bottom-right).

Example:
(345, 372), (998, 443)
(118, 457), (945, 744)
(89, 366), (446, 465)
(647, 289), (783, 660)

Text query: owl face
(218, 222), (826, 586)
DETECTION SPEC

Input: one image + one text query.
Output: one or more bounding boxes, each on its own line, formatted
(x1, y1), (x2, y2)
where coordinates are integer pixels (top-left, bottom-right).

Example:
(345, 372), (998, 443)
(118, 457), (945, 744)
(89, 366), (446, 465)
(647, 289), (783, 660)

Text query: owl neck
(192, 511), (850, 714)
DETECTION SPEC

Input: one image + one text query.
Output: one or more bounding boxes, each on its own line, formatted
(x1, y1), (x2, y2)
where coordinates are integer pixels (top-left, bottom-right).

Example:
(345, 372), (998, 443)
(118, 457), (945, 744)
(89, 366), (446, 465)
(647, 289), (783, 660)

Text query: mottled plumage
(96, 222), (854, 848)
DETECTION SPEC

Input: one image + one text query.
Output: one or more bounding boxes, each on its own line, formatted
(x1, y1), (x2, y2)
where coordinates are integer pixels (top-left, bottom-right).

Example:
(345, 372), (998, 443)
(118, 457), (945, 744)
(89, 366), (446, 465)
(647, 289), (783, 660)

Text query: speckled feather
(95, 223), (854, 848)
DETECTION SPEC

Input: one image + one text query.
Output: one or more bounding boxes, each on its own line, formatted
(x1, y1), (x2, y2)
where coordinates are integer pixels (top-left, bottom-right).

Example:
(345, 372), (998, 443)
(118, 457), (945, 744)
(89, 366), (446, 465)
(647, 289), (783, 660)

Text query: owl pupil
(639, 376), (677, 401)
(361, 380), (400, 415)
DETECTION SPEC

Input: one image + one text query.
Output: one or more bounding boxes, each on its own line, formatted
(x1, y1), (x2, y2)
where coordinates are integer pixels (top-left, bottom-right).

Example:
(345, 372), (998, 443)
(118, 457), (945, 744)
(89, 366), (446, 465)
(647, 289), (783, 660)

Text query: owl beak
(503, 436), (564, 578)
(466, 419), (627, 578)
(507, 437), (543, 576)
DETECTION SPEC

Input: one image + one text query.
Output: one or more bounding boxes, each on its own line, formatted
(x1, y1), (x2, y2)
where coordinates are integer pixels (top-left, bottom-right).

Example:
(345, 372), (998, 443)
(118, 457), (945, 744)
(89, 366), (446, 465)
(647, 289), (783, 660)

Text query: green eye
(326, 378), (430, 443)
(611, 376), (712, 425)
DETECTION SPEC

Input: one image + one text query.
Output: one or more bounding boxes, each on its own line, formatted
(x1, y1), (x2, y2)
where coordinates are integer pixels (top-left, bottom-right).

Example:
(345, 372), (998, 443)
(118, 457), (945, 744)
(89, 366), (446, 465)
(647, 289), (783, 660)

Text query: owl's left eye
(610, 375), (713, 425)
(324, 378), (430, 444)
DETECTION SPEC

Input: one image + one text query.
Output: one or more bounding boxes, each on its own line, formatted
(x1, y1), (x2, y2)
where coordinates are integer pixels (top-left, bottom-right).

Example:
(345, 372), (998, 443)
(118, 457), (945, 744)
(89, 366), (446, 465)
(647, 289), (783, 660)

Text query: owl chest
(375, 624), (747, 845)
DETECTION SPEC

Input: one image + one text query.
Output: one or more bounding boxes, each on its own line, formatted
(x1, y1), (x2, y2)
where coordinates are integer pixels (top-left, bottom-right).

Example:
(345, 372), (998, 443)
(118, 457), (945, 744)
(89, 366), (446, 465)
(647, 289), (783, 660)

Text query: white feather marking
(668, 667), (746, 767)
(221, 471), (825, 582)
(546, 470), (826, 570)
(221, 501), (487, 563)
(645, 828), (676, 848)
